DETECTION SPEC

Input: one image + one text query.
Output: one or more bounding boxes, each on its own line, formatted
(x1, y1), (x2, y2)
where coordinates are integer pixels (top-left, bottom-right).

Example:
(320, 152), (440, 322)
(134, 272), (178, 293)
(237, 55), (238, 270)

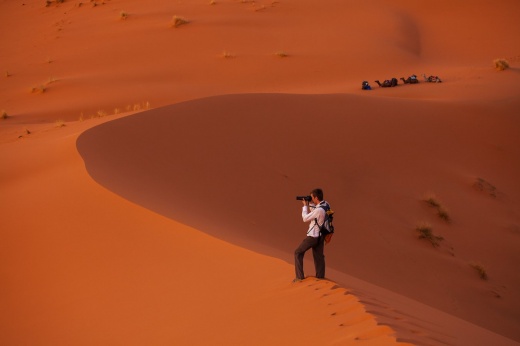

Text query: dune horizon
(2, 0), (520, 345)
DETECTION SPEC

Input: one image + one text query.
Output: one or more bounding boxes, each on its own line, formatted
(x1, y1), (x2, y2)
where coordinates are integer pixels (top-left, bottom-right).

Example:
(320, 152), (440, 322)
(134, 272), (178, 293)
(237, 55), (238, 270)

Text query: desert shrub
(416, 222), (444, 247)
(275, 51), (289, 58)
(46, 0), (65, 6)
(437, 207), (450, 222)
(470, 263), (488, 280)
(31, 85), (46, 94)
(494, 58), (509, 71)
(423, 193), (451, 222)
(55, 120), (66, 128)
(1, 110), (8, 120)
(172, 15), (189, 28)
(424, 193), (441, 208)
(221, 51), (235, 58)
(120, 11), (129, 20)
(473, 177), (497, 197)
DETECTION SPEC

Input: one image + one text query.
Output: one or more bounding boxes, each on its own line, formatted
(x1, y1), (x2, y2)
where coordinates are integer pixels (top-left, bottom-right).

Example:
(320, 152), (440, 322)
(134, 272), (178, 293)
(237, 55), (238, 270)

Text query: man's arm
(302, 201), (320, 223)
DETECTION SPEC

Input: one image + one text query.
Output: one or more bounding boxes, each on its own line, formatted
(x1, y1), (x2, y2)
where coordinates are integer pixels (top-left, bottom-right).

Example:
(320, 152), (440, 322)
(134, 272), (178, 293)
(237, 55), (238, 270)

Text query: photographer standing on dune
(294, 188), (330, 282)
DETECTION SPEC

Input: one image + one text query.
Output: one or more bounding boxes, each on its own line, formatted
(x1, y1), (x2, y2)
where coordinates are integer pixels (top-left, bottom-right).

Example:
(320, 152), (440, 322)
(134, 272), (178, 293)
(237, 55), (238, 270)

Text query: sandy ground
(2, 0), (520, 345)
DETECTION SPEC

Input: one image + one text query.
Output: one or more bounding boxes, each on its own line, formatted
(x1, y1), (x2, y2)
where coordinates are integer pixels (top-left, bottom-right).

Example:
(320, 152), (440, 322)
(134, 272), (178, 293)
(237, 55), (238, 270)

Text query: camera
(296, 195), (312, 201)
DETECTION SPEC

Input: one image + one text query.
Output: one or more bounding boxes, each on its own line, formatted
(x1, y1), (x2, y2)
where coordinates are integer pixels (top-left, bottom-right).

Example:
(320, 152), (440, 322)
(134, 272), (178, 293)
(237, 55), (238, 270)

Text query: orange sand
(1, 0), (520, 345)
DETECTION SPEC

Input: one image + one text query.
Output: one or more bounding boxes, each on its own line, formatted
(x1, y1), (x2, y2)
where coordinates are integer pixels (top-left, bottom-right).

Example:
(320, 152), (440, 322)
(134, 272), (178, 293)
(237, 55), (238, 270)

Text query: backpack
(315, 202), (335, 243)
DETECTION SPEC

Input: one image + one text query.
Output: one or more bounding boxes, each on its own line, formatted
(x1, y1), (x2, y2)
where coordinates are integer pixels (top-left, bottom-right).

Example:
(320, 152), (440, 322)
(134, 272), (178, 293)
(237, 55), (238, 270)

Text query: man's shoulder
(318, 201), (330, 211)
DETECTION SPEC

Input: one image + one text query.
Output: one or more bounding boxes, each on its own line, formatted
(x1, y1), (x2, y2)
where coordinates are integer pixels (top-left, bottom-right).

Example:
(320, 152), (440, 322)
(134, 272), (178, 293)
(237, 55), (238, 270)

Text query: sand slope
(1, 118), (413, 345)
(77, 92), (520, 343)
(2, 0), (520, 345)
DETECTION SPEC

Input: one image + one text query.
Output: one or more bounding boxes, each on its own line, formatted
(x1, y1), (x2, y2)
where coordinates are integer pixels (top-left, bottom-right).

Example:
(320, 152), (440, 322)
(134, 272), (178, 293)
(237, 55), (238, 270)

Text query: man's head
(310, 188), (324, 203)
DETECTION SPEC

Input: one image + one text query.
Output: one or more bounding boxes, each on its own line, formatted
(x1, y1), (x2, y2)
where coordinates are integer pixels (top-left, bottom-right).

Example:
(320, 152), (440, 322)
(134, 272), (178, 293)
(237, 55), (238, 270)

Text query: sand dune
(1, 117), (412, 345)
(77, 92), (520, 344)
(2, 0), (520, 345)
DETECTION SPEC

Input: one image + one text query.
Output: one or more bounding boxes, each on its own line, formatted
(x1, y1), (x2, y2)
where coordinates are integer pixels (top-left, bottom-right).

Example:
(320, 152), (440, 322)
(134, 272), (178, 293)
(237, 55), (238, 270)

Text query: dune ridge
(2, 0), (520, 345)
(1, 118), (411, 345)
(77, 92), (520, 344)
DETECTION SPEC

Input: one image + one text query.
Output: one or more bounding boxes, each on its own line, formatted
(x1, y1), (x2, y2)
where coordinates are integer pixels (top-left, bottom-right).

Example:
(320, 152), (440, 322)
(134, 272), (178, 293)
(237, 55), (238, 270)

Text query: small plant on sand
(494, 58), (509, 71)
(416, 222), (444, 247)
(209, 0), (216, 4)
(5, 71), (10, 77)
(470, 263), (488, 280)
(119, 11), (129, 20)
(275, 51), (289, 58)
(55, 119), (66, 128)
(221, 50), (235, 59)
(31, 85), (46, 94)
(423, 193), (451, 222)
(1, 110), (9, 120)
(46, 0), (64, 7)
(473, 177), (497, 198)
(424, 193), (441, 208)
(437, 207), (450, 222)
(172, 15), (189, 28)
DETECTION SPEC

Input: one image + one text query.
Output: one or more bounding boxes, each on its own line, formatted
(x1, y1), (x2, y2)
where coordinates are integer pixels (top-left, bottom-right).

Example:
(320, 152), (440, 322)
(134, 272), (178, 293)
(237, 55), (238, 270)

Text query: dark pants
(294, 236), (325, 280)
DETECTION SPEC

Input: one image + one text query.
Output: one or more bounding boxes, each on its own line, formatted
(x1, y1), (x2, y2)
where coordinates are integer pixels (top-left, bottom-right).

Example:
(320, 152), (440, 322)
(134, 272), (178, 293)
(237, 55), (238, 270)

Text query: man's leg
(312, 235), (325, 279)
(294, 237), (318, 280)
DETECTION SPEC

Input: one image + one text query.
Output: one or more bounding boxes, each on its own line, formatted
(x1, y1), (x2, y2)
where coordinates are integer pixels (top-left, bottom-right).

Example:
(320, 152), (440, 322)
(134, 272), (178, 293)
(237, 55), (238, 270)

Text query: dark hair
(310, 188), (324, 201)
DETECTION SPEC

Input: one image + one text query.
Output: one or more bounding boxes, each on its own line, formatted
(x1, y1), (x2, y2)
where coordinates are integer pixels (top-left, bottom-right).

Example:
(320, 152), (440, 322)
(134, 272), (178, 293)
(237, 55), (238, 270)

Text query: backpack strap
(314, 204), (330, 236)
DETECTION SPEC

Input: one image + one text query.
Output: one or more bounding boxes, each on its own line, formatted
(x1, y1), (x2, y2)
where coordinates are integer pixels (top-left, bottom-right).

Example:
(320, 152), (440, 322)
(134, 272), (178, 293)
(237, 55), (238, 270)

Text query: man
(294, 188), (330, 282)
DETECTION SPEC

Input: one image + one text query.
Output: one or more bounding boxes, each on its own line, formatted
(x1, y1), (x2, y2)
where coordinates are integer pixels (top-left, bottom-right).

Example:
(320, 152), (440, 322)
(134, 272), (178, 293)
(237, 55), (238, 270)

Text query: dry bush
(172, 16), (189, 28)
(31, 85), (46, 94)
(119, 11), (129, 20)
(494, 58), (509, 71)
(275, 51), (289, 58)
(437, 207), (450, 222)
(473, 177), (497, 198)
(221, 51), (235, 58)
(424, 193), (441, 208)
(55, 120), (66, 128)
(416, 222), (444, 247)
(470, 263), (488, 280)
(423, 193), (450, 222)
(1, 110), (8, 120)
(46, 0), (65, 6)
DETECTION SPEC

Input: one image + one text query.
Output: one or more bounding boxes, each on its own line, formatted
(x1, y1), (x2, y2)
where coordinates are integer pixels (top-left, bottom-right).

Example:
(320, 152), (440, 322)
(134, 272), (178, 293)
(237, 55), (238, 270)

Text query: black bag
(314, 203), (335, 243)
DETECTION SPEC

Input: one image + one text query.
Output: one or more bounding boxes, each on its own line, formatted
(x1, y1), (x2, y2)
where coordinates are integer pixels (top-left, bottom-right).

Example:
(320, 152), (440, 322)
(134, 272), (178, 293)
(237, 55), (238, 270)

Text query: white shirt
(302, 201), (327, 238)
